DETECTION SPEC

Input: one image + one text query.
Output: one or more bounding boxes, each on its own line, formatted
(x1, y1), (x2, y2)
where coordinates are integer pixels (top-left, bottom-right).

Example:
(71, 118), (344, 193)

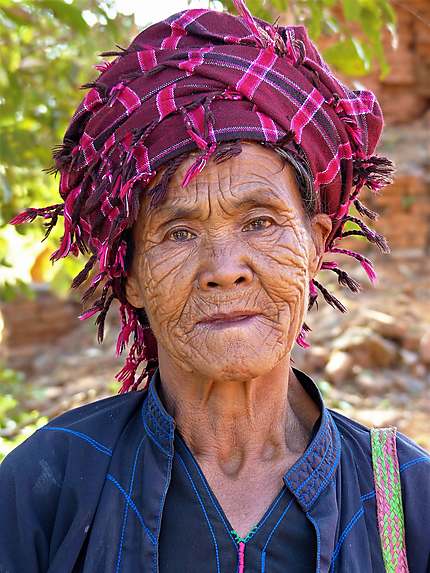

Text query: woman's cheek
(252, 237), (308, 298)
(141, 244), (195, 325)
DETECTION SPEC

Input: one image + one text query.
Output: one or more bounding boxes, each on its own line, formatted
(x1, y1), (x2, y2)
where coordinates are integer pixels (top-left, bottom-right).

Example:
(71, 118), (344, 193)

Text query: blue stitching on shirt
(261, 551), (267, 573)
(115, 435), (147, 573)
(360, 490), (376, 502)
(295, 427), (333, 495)
(145, 386), (172, 439)
(106, 473), (156, 545)
(358, 456), (430, 502)
(175, 434), (237, 548)
(148, 381), (173, 426)
(244, 488), (287, 543)
(306, 511), (321, 573)
(154, 430), (174, 573)
(142, 414), (170, 457)
(176, 434), (292, 549)
(141, 396), (149, 429)
(145, 404), (171, 439)
(303, 421), (341, 508)
(260, 498), (294, 572)
(176, 453), (220, 573)
(400, 456), (430, 473)
(285, 423), (330, 484)
(39, 426), (112, 456)
(329, 506), (365, 572)
(142, 396), (168, 437)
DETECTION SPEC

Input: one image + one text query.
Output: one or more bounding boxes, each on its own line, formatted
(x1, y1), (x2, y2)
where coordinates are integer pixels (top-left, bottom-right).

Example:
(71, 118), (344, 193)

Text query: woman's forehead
(142, 143), (303, 215)
(139, 144), (306, 230)
(174, 143), (286, 184)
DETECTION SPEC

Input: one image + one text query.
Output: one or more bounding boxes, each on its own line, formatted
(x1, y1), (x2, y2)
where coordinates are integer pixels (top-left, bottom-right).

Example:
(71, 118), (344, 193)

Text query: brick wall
(365, 1), (430, 125)
(336, 1), (430, 256)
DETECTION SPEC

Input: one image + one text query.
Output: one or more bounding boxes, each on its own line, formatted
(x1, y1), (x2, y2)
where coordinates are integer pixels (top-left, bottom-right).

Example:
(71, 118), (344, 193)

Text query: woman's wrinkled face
(126, 143), (332, 380)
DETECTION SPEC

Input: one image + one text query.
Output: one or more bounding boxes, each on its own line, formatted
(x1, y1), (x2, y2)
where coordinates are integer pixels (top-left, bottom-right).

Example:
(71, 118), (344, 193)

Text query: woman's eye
(242, 217), (274, 232)
(168, 228), (195, 242)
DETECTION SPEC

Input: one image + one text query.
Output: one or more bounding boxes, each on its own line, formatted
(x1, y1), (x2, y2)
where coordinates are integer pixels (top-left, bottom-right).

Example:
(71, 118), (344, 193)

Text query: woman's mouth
(199, 313), (260, 328)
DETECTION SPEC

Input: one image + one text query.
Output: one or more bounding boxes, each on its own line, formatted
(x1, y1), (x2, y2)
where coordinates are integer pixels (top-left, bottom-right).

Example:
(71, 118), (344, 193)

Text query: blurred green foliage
(0, 366), (48, 461)
(222, 0), (397, 76)
(0, 0), (135, 298)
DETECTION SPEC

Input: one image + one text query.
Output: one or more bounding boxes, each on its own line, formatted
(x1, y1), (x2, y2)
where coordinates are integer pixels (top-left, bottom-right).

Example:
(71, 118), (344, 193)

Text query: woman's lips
(199, 313), (260, 328)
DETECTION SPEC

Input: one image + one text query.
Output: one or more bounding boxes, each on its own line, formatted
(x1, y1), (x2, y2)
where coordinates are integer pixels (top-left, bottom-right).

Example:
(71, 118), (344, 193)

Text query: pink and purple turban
(10, 0), (394, 392)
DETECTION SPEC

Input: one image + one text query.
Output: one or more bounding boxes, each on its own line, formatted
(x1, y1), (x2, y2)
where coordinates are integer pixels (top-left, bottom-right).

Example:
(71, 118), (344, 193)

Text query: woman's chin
(183, 341), (285, 383)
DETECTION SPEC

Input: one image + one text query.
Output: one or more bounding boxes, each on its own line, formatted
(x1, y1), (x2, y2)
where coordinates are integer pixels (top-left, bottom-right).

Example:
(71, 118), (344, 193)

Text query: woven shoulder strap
(370, 426), (410, 573)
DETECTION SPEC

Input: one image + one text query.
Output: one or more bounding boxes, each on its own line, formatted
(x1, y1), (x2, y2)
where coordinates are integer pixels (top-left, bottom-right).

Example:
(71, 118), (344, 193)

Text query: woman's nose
(197, 247), (254, 290)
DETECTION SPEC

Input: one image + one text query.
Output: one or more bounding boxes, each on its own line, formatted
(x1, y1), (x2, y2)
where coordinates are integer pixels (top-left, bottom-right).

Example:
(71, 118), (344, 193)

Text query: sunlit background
(114, 0), (223, 25)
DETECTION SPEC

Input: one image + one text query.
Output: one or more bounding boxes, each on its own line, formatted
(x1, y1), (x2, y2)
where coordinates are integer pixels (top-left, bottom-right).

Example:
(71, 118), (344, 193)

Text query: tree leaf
(342, 0), (361, 22)
(29, 0), (89, 33)
(323, 38), (368, 76)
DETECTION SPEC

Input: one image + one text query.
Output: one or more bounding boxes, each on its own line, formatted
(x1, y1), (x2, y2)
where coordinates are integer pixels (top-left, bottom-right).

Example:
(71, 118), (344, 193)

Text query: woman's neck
(157, 353), (321, 478)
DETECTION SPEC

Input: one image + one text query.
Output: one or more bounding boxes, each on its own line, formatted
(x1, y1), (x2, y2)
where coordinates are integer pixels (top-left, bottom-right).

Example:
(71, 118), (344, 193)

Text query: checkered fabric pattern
(10, 0), (394, 392)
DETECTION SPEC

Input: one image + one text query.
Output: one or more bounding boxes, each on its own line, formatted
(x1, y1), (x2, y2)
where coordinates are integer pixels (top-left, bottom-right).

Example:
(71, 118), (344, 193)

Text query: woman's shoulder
(0, 389), (148, 572)
(327, 409), (430, 568)
(0, 388), (148, 477)
(330, 406), (430, 543)
(329, 406), (430, 470)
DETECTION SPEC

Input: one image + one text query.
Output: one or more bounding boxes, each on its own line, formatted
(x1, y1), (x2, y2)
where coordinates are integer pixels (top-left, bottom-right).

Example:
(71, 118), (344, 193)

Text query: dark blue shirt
(0, 366), (429, 573)
(159, 423), (319, 573)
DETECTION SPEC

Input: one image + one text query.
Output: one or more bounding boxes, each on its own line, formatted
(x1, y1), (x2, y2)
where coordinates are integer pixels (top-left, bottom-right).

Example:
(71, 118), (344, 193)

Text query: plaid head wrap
(11, 0), (394, 392)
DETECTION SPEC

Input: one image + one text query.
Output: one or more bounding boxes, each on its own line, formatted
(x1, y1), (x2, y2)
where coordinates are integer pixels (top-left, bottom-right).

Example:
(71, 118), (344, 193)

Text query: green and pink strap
(370, 426), (410, 573)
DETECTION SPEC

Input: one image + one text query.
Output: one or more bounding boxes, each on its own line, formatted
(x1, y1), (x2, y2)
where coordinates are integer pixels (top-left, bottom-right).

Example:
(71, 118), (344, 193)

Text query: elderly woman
(1, 2), (429, 572)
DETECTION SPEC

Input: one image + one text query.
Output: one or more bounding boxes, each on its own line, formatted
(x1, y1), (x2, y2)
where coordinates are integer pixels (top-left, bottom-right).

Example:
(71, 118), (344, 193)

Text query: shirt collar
(282, 367), (341, 512)
(142, 365), (341, 511)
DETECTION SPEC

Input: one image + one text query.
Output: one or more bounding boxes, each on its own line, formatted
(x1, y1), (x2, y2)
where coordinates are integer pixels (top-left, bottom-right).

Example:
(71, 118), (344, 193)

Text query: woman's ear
(309, 213), (333, 278)
(125, 272), (145, 308)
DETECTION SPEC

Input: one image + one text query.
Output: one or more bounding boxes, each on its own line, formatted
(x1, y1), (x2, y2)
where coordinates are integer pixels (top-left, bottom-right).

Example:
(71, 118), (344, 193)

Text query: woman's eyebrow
(230, 193), (288, 211)
(153, 191), (291, 226)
